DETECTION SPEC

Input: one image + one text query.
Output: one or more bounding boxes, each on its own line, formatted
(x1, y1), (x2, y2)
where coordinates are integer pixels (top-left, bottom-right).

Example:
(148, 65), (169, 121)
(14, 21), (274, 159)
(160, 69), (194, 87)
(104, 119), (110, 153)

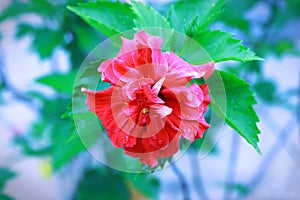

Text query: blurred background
(0, 0), (299, 199)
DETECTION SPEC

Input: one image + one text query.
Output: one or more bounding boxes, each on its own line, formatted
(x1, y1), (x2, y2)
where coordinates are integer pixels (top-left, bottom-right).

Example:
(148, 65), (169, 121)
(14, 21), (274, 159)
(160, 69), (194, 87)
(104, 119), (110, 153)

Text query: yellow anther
(142, 108), (149, 114)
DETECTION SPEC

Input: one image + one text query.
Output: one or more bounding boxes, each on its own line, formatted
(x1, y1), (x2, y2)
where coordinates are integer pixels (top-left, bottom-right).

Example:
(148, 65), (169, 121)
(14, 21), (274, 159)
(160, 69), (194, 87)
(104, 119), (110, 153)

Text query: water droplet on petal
(152, 135), (157, 140)
(158, 140), (163, 145)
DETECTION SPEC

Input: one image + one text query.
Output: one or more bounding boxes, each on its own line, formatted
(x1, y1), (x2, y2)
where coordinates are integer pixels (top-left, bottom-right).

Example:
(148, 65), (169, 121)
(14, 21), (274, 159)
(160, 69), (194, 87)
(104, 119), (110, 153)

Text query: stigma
(142, 108), (149, 114)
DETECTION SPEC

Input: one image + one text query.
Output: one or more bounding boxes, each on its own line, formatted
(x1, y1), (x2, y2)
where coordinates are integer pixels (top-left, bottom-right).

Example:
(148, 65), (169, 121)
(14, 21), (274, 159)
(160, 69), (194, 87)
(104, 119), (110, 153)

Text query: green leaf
(67, 1), (136, 37)
(42, 98), (70, 119)
(193, 30), (262, 62)
(287, 0), (300, 17)
(36, 71), (77, 95)
(61, 102), (73, 119)
(0, 193), (14, 200)
(127, 174), (160, 199)
(16, 24), (65, 59)
(0, 0), (55, 23)
(219, 0), (256, 32)
(14, 135), (52, 156)
(0, 168), (16, 191)
(267, 40), (300, 57)
(253, 80), (277, 103)
(71, 23), (104, 53)
(167, 0), (226, 33)
(131, 1), (173, 50)
(50, 119), (86, 170)
(73, 168), (131, 200)
(208, 71), (261, 153)
(131, 1), (170, 29)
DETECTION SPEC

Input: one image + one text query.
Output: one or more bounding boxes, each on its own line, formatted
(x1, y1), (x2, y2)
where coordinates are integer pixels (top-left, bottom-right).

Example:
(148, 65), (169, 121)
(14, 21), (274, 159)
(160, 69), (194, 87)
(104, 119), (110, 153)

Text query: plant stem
(189, 153), (210, 200)
(223, 131), (240, 200)
(0, 57), (32, 103)
(237, 116), (295, 199)
(171, 163), (191, 200)
(296, 70), (300, 145)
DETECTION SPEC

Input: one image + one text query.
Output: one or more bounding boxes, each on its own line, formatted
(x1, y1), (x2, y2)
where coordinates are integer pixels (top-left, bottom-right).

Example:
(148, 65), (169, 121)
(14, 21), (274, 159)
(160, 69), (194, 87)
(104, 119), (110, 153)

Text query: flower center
(135, 92), (149, 112)
(142, 108), (149, 114)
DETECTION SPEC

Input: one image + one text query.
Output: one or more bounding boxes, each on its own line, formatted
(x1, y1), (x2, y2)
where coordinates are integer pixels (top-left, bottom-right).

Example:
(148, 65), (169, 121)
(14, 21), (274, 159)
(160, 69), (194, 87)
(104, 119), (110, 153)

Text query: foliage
(68, 0), (262, 154)
(131, 1), (171, 29)
(73, 168), (131, 200)
(67, 1), (136, 37)
(0, 168), (16, 200)
(209, 71), (260, 153)
(192, 30), (262, 62)
(168, 0), (226, 33)
(36, 71), (77, 95)
(0, 0), (103, 67)
(0, 0), (299, 199)
(126, 173), (160, 199)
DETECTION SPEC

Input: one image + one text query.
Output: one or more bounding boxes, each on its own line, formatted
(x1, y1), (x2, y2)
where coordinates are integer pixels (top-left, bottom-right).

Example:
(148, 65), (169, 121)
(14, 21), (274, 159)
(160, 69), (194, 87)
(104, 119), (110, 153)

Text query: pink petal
(200, 83), (211, 104)
(83, 87), (137, 148)
(168, 85), (201, 107)
(154, 134), (180, 158)
(119, 37), (138, 56)
(195, 61), (214, 79)
(98, 59), (120, 85)
(143, 129), (169, 150)
(122, 77), (154, 100)
(139, 155), (159, 168)
(150, 49), (168, 81)
(135, 30), (163, 50)
(152, 77), (165, 95)
(111, 59), (140, 83)
(163, 52), (215, 87)
(149, 104), (172, 118)
(179, 120), (199, 142)
(163, 71), (191, 88)
(196, 118), (210, 138)
(119, 30), (163, 56)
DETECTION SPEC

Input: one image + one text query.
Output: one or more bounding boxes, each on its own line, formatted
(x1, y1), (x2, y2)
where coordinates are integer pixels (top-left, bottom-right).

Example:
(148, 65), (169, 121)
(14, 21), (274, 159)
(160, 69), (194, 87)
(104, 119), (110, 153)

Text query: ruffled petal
(122, 77), (154, 100)
(119, 30), (163, 56)
(195, 61), (214, 79)
(152, 77), (165, 95)
(164, 52), (200, 78)
(150, 104), (172, 118)
(178, 119), (199, 142)
(84, 30), (213, 168)
(163, 52), (215, 88)
(83, 87), (137, 148)
(97, 59), (119, 85)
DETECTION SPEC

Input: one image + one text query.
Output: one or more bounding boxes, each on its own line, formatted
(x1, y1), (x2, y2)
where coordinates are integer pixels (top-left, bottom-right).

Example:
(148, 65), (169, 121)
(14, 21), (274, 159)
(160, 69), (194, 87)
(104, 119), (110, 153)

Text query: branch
(171, 163), (191, 200)
(253, 0), (281, 50)
(189, 153), (210, 200)
(223, 131), (240, 200)
(298, 69), (300, 145)
(237, 116), (295, 199)
(0, 57), (36, 108)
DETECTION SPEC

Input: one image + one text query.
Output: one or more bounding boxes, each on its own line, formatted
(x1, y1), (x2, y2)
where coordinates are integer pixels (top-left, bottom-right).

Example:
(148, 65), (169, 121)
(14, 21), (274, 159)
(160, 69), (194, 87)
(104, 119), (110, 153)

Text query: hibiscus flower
(82, 30), (214, 167)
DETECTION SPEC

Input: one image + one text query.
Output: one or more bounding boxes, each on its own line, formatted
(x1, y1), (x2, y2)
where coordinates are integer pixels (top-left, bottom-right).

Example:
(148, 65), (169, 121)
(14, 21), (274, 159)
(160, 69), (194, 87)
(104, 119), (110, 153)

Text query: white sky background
(0, 0), (300, 199)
